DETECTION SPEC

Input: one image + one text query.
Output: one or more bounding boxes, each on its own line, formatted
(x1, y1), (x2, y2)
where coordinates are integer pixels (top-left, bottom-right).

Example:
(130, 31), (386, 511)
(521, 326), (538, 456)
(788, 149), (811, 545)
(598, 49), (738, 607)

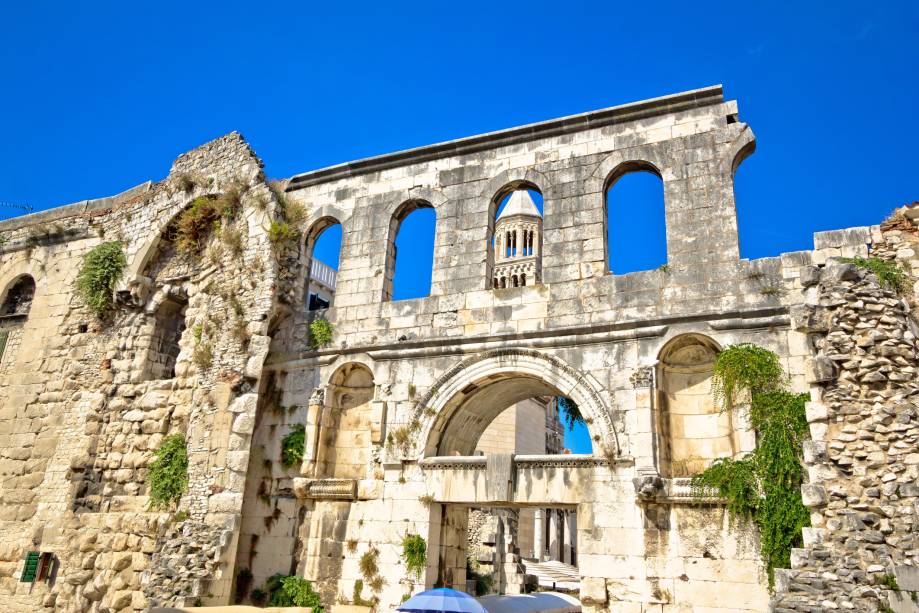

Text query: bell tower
(493, 190), (542, 288)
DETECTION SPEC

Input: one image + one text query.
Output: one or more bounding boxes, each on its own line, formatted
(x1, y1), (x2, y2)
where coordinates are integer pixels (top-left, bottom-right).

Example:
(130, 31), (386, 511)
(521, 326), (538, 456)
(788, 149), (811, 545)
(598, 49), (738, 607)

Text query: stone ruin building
(0, 85), (918, 612)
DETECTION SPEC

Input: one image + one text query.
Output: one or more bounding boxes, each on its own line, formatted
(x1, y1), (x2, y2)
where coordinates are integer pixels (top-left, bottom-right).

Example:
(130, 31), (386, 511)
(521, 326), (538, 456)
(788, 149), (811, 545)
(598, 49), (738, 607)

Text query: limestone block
(208, 492), (243, 513)
(579, 576), (608, 605)
(226, 450), (250, 472)
(231, 412), (254, 435)
(801, 484), (827, 508)
(804, 357), (837, 384)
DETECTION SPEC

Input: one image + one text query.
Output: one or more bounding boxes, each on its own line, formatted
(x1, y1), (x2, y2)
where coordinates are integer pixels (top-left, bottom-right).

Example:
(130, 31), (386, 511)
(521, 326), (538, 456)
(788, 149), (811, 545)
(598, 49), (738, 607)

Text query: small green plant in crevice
(193, 341), (214, 370)
(173, 172), (199, 193)
(657, 263), (671, 273)
(175, 191), (244, 254)
(877, 573), (900, 591)
(401, 534), (427, 578)
(259, 574), (323, 611)
(388, 420), (421, 456)
(281, 424), (305, 468)
(692, 344), (809, 589)
(418, 494), (435, 506)
(408, 383), (416, 398)
(352, 579), (376, 607)
(841, 256), (913, 295)
(75, 241), (126, 316)
(147, 434), (189, 510)
(759, 286), (783, 297)
(359, 546), (379, 580)
(268, 220), (297, 248)
(309, 317), (334, 349)
(346, 539), (358, 553)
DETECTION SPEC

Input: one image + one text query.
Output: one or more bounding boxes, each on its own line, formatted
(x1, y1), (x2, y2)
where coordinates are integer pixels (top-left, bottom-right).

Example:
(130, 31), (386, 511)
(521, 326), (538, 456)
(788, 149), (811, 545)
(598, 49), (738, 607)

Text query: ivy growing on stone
(281, 424), (305, 468)
(401, 534), (427, 578)
(692, 344), (810, 588)
(148, 434), (189, 510)
(75, 241), (126, 316)
(308, 317), (334, 349)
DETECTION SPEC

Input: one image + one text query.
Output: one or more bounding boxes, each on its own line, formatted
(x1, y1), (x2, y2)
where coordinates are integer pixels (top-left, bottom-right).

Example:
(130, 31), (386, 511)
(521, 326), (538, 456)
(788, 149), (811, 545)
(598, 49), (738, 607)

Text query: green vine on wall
(692, 344), (810, 588)
(281, 424), (305, 468)
(401, 534), (427, 578)
(148, 434), (189, 510)
(258, 574), (323, 611)
(75, 241), (126, 316)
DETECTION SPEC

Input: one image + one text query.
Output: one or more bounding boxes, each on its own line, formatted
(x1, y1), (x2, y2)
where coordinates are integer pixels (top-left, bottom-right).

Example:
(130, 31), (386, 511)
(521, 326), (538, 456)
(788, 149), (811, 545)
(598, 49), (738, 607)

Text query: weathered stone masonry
(0, 85), (916, 612)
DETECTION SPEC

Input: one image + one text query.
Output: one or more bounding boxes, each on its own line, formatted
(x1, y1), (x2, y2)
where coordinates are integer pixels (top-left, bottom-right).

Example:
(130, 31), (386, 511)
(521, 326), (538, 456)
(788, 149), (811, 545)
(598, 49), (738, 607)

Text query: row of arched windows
(492, 273), (527, 289)
(302, 165), (669, 309)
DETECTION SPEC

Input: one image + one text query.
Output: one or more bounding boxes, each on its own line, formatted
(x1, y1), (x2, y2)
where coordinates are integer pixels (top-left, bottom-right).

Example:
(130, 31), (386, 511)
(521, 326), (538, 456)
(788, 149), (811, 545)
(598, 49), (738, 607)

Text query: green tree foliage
(692, 344), (809, 588)
(148, 434), (189, 510)
(556, 396), (584, 429)
(75, 241), (126, 316)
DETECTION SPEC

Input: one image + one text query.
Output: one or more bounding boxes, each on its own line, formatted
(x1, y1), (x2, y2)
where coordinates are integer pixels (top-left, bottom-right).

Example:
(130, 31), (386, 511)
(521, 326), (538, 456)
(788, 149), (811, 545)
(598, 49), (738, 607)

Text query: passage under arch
(605, 162), (666, 274)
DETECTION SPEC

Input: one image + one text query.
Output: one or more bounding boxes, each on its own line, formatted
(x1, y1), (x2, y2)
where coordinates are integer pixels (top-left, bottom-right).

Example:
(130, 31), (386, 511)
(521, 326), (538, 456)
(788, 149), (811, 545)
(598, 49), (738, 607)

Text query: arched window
(1, 276), (35, 317)
(304, 218), (342, 311)
(606, 163), (666, 274)
(489, 184), (544, 290)
(500, 278), (507, 289)
(520, 273), (526, 287)
(385, 200), (435, 301)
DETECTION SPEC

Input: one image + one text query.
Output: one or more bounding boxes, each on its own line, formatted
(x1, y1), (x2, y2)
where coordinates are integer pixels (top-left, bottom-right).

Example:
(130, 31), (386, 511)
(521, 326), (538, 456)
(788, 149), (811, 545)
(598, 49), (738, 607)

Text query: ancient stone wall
(0, 86), (915, 613)
(0, 133), (285, 611)
(773, 207), (919, 612)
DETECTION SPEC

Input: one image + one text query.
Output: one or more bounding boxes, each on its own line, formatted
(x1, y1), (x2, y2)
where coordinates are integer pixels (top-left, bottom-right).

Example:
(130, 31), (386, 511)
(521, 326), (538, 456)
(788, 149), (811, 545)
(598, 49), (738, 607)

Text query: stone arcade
(0, 85), (918, 612)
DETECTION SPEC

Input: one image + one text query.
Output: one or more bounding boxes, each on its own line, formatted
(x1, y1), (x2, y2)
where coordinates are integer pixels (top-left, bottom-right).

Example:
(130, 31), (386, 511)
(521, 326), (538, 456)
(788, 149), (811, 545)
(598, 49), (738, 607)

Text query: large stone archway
(409, 348), (619, 459)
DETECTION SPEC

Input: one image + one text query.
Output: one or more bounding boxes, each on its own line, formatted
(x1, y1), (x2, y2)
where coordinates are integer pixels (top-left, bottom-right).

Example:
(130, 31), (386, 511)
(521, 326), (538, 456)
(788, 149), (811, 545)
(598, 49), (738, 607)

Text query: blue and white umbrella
(398, 587), (488, 613)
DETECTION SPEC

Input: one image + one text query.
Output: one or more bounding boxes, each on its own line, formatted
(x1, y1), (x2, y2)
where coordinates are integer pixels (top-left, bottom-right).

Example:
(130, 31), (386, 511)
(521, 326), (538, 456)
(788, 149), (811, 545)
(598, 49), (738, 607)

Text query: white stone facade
(0, 86), (915, 613)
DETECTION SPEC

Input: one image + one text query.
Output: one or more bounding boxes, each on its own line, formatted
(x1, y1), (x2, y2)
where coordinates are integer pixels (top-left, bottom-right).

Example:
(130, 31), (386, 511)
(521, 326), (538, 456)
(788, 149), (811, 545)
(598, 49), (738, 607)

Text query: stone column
(548, 510), (560, 561)
(564, 511), (576, 565)
(533, 508), (544, 560)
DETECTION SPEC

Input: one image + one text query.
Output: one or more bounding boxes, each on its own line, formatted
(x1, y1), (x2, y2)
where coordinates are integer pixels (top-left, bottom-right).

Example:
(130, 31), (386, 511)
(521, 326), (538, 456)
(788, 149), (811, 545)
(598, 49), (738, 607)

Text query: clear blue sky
(3, 1), (916, 453)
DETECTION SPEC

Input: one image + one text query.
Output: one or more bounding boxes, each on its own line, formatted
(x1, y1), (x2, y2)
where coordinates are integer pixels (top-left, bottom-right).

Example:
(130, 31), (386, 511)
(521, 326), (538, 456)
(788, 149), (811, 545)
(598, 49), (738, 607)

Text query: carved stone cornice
(292, 478), (356, 500)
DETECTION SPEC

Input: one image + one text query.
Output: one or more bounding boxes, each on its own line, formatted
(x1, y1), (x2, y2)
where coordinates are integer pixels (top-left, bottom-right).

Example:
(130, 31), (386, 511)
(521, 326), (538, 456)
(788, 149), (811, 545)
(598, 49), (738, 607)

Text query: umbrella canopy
(398, 587), (488, 613)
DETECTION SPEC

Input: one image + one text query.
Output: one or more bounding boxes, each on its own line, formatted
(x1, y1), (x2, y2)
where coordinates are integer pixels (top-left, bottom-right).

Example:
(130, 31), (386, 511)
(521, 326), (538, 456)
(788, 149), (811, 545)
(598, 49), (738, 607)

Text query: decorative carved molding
(632, 476), (723, 505)
(293, 478), (357, 500)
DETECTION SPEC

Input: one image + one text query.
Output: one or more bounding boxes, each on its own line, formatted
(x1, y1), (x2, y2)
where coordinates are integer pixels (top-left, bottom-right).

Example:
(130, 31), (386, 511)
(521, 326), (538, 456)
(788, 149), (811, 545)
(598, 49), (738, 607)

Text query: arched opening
(656, 334), (737, 478)
(605, 162), (666, 274)
(385, 200), (435, 301)
(315, 362), (375, 479)
(0, 275), (36, 363)
(141, 293), (188, 380)
(489, 183), (543, 290)
(0, 275), (35, 317)
(425, 372), (592, 594)
(304, 218), (342, 310)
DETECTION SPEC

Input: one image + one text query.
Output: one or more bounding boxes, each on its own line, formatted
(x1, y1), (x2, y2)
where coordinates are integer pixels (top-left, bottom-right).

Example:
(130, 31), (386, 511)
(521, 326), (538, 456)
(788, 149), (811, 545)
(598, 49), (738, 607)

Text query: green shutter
(20, 551), (40, 582)
(0, 330), (8, 361)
